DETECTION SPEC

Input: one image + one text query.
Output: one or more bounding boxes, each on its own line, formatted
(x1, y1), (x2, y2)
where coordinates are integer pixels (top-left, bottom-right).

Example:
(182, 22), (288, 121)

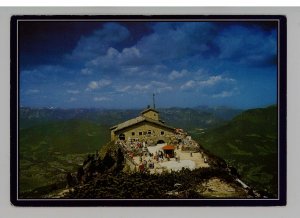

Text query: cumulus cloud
(77, 22), (277, 83)
(115, 85), (132, 92)
(87, 46), (143, 70)
(86, 79), (112, 91)
(20, 22), (277, 108)
(168, 70), (188, 80)
(211, 87), (240, 98)
(80, 23), (217, 78)
(88, 81), (99, 89)
(180, 80), (197, 91)
(136, 22), (217, 61)
(212, 91), (234, 98)
(133, 81), (172, 93)
(68, 23), (130, 60)
(199, 75), (235, 86)
(180, 74), (236, 91)
(80, 68), (93, 75)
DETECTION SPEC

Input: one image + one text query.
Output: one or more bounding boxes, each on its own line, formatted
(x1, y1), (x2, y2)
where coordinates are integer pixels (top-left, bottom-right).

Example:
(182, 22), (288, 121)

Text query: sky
(19, 21), (278, 109)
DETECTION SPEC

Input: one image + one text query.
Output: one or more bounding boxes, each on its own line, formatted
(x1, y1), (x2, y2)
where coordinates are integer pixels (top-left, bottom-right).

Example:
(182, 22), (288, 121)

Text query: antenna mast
(153, 93), (156, 109)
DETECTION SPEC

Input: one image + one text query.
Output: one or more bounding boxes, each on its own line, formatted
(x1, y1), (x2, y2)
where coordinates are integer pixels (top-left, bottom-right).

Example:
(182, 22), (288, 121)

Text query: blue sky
(19, 21), (278, 109)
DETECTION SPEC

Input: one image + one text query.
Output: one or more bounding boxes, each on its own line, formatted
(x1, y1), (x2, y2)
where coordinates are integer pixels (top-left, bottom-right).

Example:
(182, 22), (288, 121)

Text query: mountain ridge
(193, 105), (278, 196)
(20, 106), (243, 131)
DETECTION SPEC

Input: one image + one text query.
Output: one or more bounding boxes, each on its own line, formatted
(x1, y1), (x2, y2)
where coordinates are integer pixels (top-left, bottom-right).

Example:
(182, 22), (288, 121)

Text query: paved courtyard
(131, 143), (209, 173)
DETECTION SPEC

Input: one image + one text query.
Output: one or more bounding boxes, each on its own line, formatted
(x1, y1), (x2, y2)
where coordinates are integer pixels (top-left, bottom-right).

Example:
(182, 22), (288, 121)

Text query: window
(148, 130), (152, 134)
(139, 132), (142, 136)
(161, 131), (164, 135)
(132, 132), (135, 136)
(119, 133), (125, 140)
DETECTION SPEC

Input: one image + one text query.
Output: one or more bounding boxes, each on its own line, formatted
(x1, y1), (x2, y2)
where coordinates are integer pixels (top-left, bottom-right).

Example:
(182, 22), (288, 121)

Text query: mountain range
(18, 105), (278, 197)
(20, 106), (242, 130)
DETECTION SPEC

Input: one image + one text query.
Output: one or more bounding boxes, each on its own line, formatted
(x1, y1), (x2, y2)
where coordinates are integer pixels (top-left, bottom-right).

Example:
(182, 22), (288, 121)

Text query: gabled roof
(110, 115), (175, 133)
(110, 116), (145, 131)
(140, 108), (159, 115)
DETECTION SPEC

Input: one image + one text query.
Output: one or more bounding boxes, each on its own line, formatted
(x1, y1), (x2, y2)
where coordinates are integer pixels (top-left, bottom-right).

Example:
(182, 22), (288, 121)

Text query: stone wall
(114, 121), (175, 145)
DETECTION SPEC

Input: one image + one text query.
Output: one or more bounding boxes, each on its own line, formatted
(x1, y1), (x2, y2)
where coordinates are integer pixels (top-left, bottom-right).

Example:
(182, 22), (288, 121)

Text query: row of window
(131, 130), (164, 136)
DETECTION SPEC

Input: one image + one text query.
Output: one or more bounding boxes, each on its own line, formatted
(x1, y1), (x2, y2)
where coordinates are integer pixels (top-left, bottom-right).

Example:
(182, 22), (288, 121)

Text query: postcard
(10, 15), (286, 206)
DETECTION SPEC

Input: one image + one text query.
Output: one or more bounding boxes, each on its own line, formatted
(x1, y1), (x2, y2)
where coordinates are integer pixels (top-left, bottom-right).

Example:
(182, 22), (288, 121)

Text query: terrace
(116, 132), (210, 173)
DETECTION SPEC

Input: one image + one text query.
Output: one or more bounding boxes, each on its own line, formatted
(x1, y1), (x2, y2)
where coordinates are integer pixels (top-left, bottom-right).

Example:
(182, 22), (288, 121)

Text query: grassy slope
(19, 120), (110, 193)
(193, 105), (278, 196)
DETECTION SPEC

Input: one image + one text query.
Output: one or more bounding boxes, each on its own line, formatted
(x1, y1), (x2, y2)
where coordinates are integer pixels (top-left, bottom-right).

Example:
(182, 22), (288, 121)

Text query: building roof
(140, 107), (159, 115)
(110, 116), (145, 131)
(110, 115), (175, 133)
(162, 145), (175, 150)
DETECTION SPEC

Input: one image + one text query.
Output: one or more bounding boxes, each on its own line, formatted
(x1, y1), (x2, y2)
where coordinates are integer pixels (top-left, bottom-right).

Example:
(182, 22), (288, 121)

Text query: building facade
(110, 108), (176, 145)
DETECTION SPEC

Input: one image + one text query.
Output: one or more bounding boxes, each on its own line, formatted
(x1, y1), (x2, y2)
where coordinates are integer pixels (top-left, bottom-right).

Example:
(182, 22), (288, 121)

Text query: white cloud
(94, 97), (111, 102)
(133, 81), (172, 93)
(68, 23), (130, 60)
(180, 74), (236, 91)
(199, 75), (235, 86)
(180, 80), (197, 90)
(168, 69), (187, 80)
(98, 79), (112, 87)
(88, 81), (99, 90)
(88, 46), (142, 69)
(67, 90), (80, 94)
(81, 68), (93, 75)
(157, 86), (172, 93)
(87, 79), (112, 91)
(134, 84), (151, 91)
(152, 81), (172, 93)
(212, 91), (233, 98)
(199, 75), (222, 86)
(122, 46), (141, 59)
(136, 22), (216, 61)
(115, 85), (131, 92)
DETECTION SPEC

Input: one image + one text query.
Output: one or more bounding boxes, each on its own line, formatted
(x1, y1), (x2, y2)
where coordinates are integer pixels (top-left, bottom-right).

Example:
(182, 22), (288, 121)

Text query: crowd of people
(114, 128), (204, 173)
(116, 139), (189, 173)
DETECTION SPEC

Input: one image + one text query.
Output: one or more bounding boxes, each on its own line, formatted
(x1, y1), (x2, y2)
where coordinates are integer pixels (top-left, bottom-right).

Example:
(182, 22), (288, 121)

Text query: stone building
(110, 107), (176, 145)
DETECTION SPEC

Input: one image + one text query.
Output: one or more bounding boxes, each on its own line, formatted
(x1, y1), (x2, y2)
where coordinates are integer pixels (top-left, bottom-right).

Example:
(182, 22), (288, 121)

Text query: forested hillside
(193, 105), (278, 196)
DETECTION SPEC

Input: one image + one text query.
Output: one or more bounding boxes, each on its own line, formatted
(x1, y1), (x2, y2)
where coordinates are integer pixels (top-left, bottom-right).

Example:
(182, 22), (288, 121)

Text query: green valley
(19, 120), (110, 194)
